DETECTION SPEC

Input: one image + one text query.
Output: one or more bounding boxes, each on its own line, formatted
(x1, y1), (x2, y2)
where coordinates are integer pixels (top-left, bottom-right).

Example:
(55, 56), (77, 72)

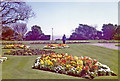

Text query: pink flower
(84, 65), (89, 70)
(93, 59), (97, 64)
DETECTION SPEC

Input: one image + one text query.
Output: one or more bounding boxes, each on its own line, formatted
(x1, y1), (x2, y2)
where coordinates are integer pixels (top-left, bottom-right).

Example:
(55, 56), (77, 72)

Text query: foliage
(2, 26), (16, 40)
(25, 25), (50, 40)
(102, 24), (117, 40)
(69, 24), (102, 40)
(112, 25), (120, 40)
(25, 25), (43, 40)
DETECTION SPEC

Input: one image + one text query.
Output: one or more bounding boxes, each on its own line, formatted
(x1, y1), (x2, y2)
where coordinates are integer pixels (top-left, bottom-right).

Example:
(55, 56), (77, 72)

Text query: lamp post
(52, 28), (53, 41)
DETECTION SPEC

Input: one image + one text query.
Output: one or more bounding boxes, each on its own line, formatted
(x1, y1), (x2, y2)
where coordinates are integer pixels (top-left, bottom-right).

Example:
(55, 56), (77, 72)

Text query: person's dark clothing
(62, 35), (66, 44)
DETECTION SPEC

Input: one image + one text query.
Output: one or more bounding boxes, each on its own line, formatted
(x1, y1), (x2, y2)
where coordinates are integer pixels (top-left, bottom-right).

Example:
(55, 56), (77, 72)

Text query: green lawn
(1, 44), (119, 79)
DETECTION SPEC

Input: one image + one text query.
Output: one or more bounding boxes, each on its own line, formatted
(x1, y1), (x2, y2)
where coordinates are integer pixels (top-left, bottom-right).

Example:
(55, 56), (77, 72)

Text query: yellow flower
(79, 67), (82, 72)
(57, 54), (62, 58)
(71, 61), (76, 64)
(40, 60), (44, 65)
(52, 55), (56, 58)
(6, 45), (11, 47)
(24, 52), (28, 55)
(7, 51), (11, 53)
(43, 54), (46, 57)
(49, 61), (53, 66)
(10, 45), (14, 47)
(66, 64), (71, 68)
(20, 45), (24, 48)
(76, 66), (83, 71)
(29, 53), (32, 55)
(52, 44), (57, 47)
(51, 58), (57, 62)
(77, 60), (83, 65)
(74, 56), (79, 60)
(45, 60), (53, 66)
(45, 56), (49, 60)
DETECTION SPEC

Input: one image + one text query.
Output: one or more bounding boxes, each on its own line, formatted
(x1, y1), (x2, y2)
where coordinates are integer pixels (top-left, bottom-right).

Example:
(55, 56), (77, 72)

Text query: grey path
(85, 43), (120, 50)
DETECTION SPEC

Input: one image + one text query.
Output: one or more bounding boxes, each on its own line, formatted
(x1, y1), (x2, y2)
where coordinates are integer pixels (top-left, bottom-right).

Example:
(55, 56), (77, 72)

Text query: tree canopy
(25, 25), (44, 40)
(69, 24), (101, 40)
(0, 1), (35, 26)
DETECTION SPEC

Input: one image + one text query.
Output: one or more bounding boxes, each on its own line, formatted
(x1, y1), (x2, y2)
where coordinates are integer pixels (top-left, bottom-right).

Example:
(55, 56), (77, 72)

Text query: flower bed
(4, 49), (55, 56)
(0, 55), (7, 63)
(1, 42), (23, 45)
(3, 45), (30, 49)
(43, 44), (69, 49)
(32, 53), (117, 79)
(66, 41), (90, 44)
(98, 40), (120, 43)
(30, 41), (58, 44)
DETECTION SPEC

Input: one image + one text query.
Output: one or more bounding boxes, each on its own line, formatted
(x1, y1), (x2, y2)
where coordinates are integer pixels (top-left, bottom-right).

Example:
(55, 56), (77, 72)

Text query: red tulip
(55, 63), (59, 65)
(70, 55), (72, 57)
(84, 65), (89, 70)
(57, 58), (60, 61)
(92, 65), (98, 70)
(93, 59), (97, 64)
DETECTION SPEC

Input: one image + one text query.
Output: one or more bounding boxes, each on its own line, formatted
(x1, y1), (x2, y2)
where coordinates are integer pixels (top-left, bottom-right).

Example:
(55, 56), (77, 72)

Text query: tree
(25, 25), (44, 40)
(0, 1), (35, 26)
(2, 26), (15, 40)
(113, 25), (120, 40)
(11, 22), (27, 40)
(69, 24), (99, 40)
(96, 31), (103, 39)
(102, 23), (117, 40)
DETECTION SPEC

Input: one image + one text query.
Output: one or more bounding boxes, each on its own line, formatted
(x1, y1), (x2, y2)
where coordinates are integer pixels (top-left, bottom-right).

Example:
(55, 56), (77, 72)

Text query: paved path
(86, 43), (120, 50)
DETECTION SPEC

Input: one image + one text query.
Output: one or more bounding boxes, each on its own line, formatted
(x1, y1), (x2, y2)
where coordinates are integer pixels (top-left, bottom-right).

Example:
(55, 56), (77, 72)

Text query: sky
(26, 1), (118, 39)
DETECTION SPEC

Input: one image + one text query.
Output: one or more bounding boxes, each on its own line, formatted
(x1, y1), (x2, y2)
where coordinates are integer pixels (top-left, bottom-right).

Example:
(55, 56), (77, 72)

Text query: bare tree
(0, 1), (35, 26)
(11, 22), (27, 40)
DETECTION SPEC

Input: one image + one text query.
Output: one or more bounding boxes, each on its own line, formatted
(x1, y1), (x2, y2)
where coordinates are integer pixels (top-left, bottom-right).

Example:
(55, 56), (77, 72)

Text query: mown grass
(1, 43), (119, 79)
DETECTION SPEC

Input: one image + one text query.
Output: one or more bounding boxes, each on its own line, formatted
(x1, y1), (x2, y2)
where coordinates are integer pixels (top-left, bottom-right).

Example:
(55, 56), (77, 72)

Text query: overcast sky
(26, 1), (118, 39)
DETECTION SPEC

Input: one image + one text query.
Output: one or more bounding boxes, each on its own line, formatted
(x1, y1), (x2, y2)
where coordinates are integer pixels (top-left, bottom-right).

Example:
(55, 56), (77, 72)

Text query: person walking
(62, 34), (66, 44)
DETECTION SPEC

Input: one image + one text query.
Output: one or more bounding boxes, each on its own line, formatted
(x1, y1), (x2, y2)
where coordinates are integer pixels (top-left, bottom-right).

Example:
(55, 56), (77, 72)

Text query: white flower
(105, 67), (111, 72)
(0, 57), (7, 60)
(26, 46), (30, 48)
(0, 59), (3, 63)
(98, 68), (105, 72)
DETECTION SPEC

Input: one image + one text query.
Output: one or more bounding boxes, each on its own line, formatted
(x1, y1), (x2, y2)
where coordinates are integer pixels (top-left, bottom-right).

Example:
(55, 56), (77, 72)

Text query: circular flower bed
(3, 45), (30, 49)
(4, 49), (55, 56)
(30, 41), (58, 44)
(32, 53), (117, 79)
(0, 55), (7, 63)
(44, 44), (69, 49)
